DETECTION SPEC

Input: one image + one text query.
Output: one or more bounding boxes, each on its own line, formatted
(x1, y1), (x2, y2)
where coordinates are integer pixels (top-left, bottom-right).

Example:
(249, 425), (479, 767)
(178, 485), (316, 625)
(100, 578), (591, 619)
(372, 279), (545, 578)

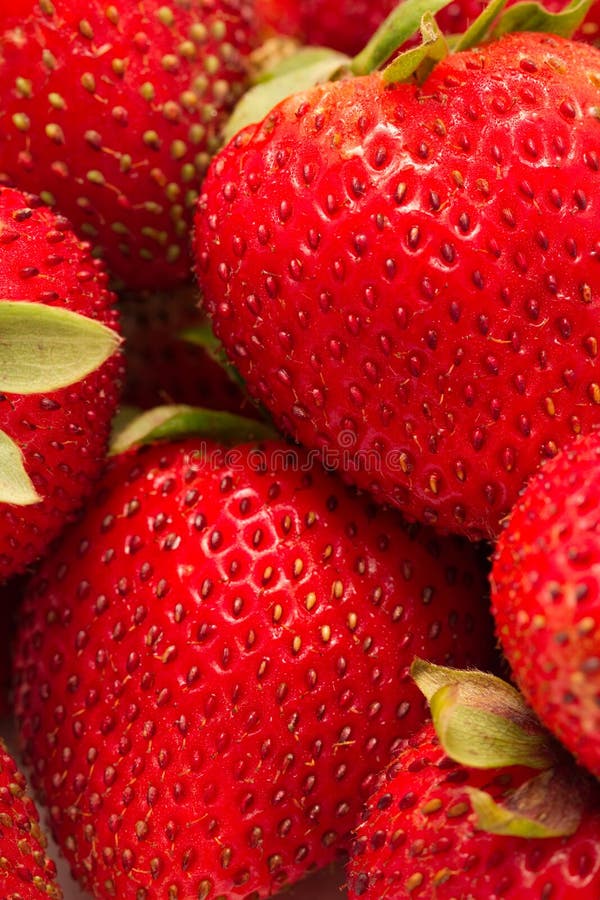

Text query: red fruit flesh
(0, 738), (62, 898)
(195, 33), (600, 540)
(492, 431), (600, 781)
(347, 722), (600, 899)
(14, 439), (494, 898)
(0, 186), (122, 581)
(0, 0), (257, 290)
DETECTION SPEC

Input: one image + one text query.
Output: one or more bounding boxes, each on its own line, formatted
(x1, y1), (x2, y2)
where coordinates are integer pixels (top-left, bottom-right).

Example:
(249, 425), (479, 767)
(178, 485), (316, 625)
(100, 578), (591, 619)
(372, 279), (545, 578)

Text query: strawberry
(0, 0), (258, 290)
(347, 721), (600, 899)
(492, 431), (600, 782)
(195, 30), (600, 540)
(119, 284), (257, 416)
(347, 661), (600, 899)
(255, 0), (600, 56)
(0, 185), (122, 582)
(13, 432), (495, 899)
(0, 737), (62, 899)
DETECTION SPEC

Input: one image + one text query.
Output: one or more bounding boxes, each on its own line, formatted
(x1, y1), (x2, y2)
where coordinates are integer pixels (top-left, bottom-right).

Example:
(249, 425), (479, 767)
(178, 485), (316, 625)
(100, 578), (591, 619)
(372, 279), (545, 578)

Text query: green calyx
(0, 301), (121, 395)
(411, 658), (557, 770)
(110, 404), (279, 455)
(411, 658), (590, 840)
(0, 301), (121, 507)
(225, 0), (595, 139)
(467, 767), (586, 838)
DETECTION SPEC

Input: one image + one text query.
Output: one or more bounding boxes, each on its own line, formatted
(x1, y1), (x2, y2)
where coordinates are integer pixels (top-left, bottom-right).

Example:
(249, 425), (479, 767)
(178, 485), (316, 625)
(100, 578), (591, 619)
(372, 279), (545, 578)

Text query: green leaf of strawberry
(110, 404), (278, 454)
(411, 658), (557, 770)
(0, 432), (41, 506)
(492, 0), (595, 38)
(466, 767), (585, 837)
(0, 302), (121, 395)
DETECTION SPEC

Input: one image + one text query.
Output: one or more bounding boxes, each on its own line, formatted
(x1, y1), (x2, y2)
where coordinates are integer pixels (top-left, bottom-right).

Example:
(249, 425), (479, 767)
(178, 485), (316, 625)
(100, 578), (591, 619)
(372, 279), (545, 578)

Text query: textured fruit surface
(255, 0), (600, 56)
(119, 284), (256, 415)
(13, 438), (494, 899)
(347, 721), (600, 899)
(0, 0), (257, 290)
(196, 33), (600, 540)
(0, 737), (62, 898)
(492, 431), (600, 781)
(0, 186), (122, 581)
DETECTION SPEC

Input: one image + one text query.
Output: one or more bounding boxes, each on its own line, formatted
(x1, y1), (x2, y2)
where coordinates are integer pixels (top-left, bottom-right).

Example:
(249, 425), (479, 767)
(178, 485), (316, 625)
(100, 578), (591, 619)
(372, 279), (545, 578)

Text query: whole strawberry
(0, 185), (122, 582)
(195, 31), (600, 540)
(347, 661), (600, 899)
(0, 0), (258, 290)
(13, 433), (494, 899)
(0, 737), (62, 899)
(492, 431), (600, 781)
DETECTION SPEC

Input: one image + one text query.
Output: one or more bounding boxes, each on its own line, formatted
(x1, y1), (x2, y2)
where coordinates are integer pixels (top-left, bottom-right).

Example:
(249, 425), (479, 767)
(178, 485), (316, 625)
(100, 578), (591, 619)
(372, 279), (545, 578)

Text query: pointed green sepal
(351, 0), (454, 75)
(0, 430), (42, 506)
(222, 47), (349, 144)
(492, 0), (594, 39)
(452, 0), (508, 51)
(467, 767), (586, 838)
(0, 301), (121, 395)
(109, 404), (279, 455)
(382, 13), (449, 85)
(411, 658), (557, 770)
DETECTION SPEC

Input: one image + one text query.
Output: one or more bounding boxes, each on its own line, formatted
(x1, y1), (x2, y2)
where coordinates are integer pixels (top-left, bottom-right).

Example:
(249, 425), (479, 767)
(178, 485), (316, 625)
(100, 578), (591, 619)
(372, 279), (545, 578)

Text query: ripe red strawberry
(347, 720), (600, 899)
(119, 284), (257, 416)
(0, 737), (62, 898)
(255, 0), (600, 54)
(492, 431), (600, 782)
(0, 0), (258, 291)
(195, 32), (600, 540)
(13, 435), (495, 899)
(0, 185), (122, 582)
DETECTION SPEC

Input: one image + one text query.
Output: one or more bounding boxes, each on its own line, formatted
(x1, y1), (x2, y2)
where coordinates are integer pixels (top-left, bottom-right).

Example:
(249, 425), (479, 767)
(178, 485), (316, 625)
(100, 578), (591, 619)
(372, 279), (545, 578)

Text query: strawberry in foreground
(347, 661), (600, 898)
(0, 0), (258, 290)
(195, 20), (600, 541)
(492, 431), (600, 782)
(255, 0), (600, 55)
(0, 185), (122, 582)
(0, 737), (62, 898)
(13, 417), (495, 898)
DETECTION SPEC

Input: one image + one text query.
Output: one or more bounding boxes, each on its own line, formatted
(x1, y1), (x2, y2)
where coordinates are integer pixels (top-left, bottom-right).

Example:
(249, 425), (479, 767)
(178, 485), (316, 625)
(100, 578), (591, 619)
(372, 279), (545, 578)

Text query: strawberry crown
(0, 301), (120, 506)
(225, 0), (595, 141)
(411, 659), (597, 839)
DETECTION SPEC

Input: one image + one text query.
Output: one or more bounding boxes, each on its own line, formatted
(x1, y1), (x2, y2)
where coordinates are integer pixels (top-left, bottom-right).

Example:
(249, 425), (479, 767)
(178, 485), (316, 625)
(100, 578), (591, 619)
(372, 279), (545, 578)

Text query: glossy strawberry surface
(14, 438), (494, 898)
(0, 186), (122, 582)
(0, 0), (257, 290)
(492, 432), (600, 781)
(0, 737), (62, 899)
(347, 721), (600, 899)
(195, 33), (600, 540)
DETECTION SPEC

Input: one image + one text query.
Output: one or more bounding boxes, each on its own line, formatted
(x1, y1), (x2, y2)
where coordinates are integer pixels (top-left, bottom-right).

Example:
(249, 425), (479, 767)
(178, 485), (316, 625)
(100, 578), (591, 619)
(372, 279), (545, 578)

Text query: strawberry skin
(0, 186), (122, 581)
(0, 737), (62, 899)
(195, 33), (600, 540)
(13, 438), (494, 899)
(0, 0), (257, 290)
(347, 721), (600, 899)
(492, 432), (600, 781)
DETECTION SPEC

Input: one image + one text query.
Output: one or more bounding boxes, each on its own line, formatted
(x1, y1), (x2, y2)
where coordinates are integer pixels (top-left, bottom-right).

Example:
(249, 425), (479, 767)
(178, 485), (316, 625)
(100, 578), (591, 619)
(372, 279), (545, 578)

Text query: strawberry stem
(350, 0), (455, 75)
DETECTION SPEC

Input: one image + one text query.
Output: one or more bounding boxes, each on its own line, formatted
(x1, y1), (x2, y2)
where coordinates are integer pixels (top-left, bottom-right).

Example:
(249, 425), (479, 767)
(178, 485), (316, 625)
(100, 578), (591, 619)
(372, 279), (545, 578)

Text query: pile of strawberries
(2, 0), (600, 897)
